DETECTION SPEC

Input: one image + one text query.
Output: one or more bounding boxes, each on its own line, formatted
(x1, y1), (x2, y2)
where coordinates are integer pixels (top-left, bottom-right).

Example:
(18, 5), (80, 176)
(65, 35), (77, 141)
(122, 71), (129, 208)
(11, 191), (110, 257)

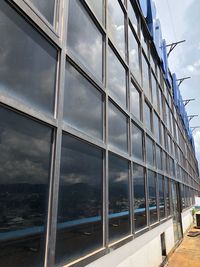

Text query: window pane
(132, 124), (143, 161)
(158, 175), (165, 220)
(0, 1), (57, 114)
(64, 63), (103, 140)
(85, 0), (104, 24)
(146, 136), (154, 166)
(130, 83), (141, 120)
(144, 102), (152, 131)
(151, 73), (158, 109)
(108, 47), (126, 107)
(67, 0), (103, 81)
(56, 135), (103, 265)
(109, 154), (130, 242)
(128, 0), (138, 33)
(153, 112), (160, 142)
(156, 145), (162, 171)
(128, 26), (141, 84)
(0, 107), (52, 267)
(108, 102), (128, 153)
(148, 171), (158, 224)
(133, 164), (147, 231)
(142, 55), (150, 99)
(108, 0), (125, 58)
(29, 0), (56, 25)
(165, 178), (170, 216)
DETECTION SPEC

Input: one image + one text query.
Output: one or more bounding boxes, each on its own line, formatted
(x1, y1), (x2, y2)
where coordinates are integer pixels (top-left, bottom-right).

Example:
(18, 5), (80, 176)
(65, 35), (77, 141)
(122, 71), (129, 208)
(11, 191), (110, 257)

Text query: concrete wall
(181, 208), (193, 233)
(86, 219), (175, 267)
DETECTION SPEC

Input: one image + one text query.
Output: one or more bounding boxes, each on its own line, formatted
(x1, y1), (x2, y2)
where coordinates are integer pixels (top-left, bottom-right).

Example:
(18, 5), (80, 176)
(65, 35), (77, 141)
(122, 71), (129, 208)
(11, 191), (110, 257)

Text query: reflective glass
(0, 107), (52, 267)
(165, 178), (170, 216)
(158, 175), (165, 220)
(29, 0), (56, 25)
(128, 26), (141, 84)
(156, 145), (162, 171)
(148, 171), (158, 224)
(67, 0), (103, 81)
(133, 164), (147, 231)
(108, 47), (126, 107)
(109, 154), (130, 242)
(130, 82), (141, 120)
(0, 1), (57, 115)
(108, 102), (128, 153)
(151, 73), (158, 109)
(144, 101), (152, 131)
(153, 112), (160, 141)
(128, 0), (138, 33)
(132, 124), (143, 161)
(86, 0), (104, 24)
(56, 135), (103, 265)
(146, 136), (154, 166)
(108, 0), (125, 58)
(64, 63), (103, 140)
(142, 55), (150, 99)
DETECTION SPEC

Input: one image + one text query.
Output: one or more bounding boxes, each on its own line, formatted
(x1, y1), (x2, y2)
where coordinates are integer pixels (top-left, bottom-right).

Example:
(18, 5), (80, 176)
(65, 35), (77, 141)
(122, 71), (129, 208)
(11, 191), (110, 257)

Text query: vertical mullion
(45, 0), (68, 266)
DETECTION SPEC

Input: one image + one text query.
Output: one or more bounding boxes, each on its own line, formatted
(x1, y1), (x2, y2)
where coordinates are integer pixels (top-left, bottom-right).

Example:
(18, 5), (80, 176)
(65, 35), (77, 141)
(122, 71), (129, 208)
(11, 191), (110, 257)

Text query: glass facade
(0, 1), (199, 266)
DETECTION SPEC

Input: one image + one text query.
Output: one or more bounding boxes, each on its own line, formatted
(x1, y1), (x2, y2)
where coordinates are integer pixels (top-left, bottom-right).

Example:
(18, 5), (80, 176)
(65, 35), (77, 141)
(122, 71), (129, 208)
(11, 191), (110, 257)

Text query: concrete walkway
(166, 226), (200, 267)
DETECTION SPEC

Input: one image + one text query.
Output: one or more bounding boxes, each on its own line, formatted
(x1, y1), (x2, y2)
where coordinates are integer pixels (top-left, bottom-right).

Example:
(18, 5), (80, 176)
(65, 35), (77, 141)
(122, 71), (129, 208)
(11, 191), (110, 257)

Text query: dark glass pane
(132, 124), (143, 161)
(85, 0), (104, 24)
(0, 107), (52, 267)
(130, 83), (141, 120)
(64, 63), (103, 140)
(142, 55), (150, 99)
(29, 0), (55, 25)
(67, 0), (103, 81)
(181, 184), (185, 209)
(108, 47), (126, 107)
(109, 154), (130, 243)
(165, 178), (170, 216)
(108, 0), (125, 58)
(108, 102), (128, 153)
(0, 1), (57, 114)
(144, 102), (152, 131)
(148, 171), (158, 224)
(163, 152), (168, 173)
(158, 175), (165, 220)
(56, 135), (103, 265)
(146, 136), (154, 167)
(128, 26), (141, 84)
(156, 145), (162, 171)
(133, 164), (147, 231)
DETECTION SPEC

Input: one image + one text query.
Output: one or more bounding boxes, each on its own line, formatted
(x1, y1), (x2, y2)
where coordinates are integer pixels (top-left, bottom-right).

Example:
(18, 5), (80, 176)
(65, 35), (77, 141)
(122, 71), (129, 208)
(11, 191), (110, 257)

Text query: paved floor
(166, 226), (200, 267)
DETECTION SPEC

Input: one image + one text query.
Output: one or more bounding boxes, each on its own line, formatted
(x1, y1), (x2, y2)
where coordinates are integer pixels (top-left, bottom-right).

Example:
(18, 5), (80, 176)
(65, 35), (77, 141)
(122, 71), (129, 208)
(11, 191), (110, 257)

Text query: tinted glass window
(64, 63), (103, 140)
(165, 178), (170, 216)
(128, 0), (138, 33)
(67, 0), (103, 81)
(56, 135), (103, 265)
(148, 171), (158, 224)
(128, 26), (140, 84)
(130, 83), (141, 120)
(146, 136), (154, 167)
(133, 164), (147, 231)
(144, 102), (152, 131)
(158, 175), (165, 220)
(108, 0), (125, 58)
(29, 0), (56, 25)
(156, 145), (162, 171)
(108, 102), (128, 153)
(109, 154), (130, 242)
(151, 73), (158, 109)
(153, 112), (160, 142)
(142, 55), (150, 99)
(0, 1), (57, 115)
(108, 47), (126, 107)
(0, 107), (52, 267)
(132, 124), (143, 161)
(86, 0), (104, 24)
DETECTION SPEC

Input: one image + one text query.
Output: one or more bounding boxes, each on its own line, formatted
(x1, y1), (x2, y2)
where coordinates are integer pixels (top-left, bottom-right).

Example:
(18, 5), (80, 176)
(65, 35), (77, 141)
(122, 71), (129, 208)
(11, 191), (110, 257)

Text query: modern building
(0, 0), (199, 267)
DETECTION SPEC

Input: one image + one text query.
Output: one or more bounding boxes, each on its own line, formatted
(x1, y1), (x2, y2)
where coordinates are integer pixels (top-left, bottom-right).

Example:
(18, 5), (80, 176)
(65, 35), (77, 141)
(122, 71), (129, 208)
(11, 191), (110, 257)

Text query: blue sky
(154, 0), (200, 167)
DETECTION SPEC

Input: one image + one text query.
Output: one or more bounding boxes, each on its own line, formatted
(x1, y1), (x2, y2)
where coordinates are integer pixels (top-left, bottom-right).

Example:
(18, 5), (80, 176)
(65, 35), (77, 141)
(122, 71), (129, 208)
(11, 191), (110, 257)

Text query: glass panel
(142, 55), (150, 99)
(128, 0), (138, 33)
(29, 0), (55, 25)
(108, 0), (125, 58)
(0, 1), (57, 115)
(144, 102), (152, 131)
(163, 151), (168, 173)
(146, 136), (154, 166)
(64, 63), (103, 140)
(108, 102), (128, 153)
(130, 83), (141, 120)
(132, 124), (143, 161)
(133, 164), (147, 231)
(85, 0), (104, 24)
(108, 46), (126, 107)
(128, 26), (141, 84)
(56, 135), (103, 265)
(165, 178), (170, 216)
(156, 145), (162, 171)
(109, 154), (130, 242)
(67, 0), (103, 81)
(0, 107), (52, 267)
(148, 170), (158, 224)
(158, 88), (163, 119)
(153, 112), (160, 141)
(158, 175), (165, 220)
(151, 73), (158, 109)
